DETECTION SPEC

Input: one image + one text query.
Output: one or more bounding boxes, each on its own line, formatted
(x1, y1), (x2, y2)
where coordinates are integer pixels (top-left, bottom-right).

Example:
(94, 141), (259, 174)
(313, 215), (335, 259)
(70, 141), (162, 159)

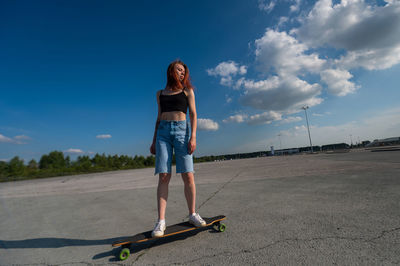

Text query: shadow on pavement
(0, 237), (129, 249)
(104, 227), (219, 261)
(0, 227), (221, 262)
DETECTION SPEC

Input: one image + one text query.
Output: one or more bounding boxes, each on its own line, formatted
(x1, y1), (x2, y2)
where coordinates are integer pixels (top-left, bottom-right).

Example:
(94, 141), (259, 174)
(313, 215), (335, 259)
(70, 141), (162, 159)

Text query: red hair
(166, 60), (194, 91)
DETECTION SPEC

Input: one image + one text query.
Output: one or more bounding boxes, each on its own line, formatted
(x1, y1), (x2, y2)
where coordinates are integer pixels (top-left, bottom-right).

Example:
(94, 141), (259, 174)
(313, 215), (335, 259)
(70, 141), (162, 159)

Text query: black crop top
(159, 90), (188, 114)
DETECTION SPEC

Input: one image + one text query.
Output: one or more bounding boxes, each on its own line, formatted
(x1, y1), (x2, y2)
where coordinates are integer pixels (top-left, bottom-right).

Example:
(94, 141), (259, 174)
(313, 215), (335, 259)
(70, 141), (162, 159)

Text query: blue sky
(1, 0), (400, 162)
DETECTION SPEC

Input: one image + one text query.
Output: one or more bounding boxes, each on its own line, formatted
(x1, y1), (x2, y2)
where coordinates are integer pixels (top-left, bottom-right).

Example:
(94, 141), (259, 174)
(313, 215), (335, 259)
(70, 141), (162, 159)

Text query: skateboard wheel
(218, 223), (226, 232)
(119, 248), (130, 261)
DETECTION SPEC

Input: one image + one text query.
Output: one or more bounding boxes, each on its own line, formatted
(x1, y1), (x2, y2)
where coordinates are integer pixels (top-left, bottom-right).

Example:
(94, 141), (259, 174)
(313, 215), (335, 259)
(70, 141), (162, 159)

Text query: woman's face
(174, 64), (185, 82)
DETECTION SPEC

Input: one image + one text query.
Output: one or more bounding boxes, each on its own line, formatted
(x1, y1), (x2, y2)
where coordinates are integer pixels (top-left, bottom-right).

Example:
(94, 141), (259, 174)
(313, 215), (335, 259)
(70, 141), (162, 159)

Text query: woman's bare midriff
(160, 111), (187, 121)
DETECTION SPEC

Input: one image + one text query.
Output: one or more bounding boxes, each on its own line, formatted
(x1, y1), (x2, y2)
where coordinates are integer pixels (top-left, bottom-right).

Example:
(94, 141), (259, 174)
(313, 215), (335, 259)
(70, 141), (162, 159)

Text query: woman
(150, 60), (206, 237)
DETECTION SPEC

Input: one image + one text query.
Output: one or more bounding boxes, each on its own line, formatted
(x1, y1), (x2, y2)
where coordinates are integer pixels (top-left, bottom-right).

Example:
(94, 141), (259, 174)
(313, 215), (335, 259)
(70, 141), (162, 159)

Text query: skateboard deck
(113, 215), (226, 261)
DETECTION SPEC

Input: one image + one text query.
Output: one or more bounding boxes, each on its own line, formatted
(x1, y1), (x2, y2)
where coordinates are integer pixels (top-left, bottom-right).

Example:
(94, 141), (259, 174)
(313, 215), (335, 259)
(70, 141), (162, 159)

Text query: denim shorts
(155, 120), (194, 175)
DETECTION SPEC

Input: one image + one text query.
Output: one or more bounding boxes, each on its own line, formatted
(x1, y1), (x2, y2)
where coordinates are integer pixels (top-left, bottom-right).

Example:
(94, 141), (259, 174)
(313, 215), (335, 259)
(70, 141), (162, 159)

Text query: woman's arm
(187, 88), (197, 154)
(150, 90), (161, 155)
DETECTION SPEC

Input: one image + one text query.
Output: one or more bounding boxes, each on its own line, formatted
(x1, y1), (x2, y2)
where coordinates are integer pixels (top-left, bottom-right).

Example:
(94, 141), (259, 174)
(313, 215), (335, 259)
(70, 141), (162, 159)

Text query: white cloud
(259, 0), (302, 14)
(290, 0), (301, 13)
(281, 116), (302, 124)
(258, 0), (276, 13)
(0, 134), (14, 143)
(206, 61), (244, 77)
(234, 77), (246, 90)
(237, 75), (280, 91)
(223, 114), (248, 123)
(220, 76), (234, 86)
(65, 149), (84, 154)
(239, 75), (323, 113)
(312, 112), (331, 117)
(239, 65), (247, 75)
(207, 0), (400, 130)
(225, 95), (233, 103)
(320, 68), (358, 96)
(223, 112), (300, 125)
(96, 134), (112, 139)
(278, 16), (289, 28)
(197, 118), (219, 131)
(296, 0), (400, 50)
(14, 135), (31, 140)
(0, 134), (30, 144)
(255, 29), (326, 75)
(211, 35), (325, 120)
(207, 61), (247, 87)
(336, 45), (400, 70)
(248, 111), (282, 125)
(312, 113), (323, 117)
(295, 0), (400, 70)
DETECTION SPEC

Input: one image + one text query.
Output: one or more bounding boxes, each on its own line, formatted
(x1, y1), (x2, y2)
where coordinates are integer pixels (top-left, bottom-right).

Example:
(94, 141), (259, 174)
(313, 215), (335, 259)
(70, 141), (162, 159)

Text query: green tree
(8, 156), (25, 177)
(134, 155), (145, 168)
(119, 155), (130, 168)
(111, 155), (122, 169)
(0, 161), (8, 178)
(75, 155), (92, 171)
(39, 151), (66, 169)
(27, 159), (38, 169)
(144, 155), (155, 167)
(92, 153), (108, 169)
(65, 156), (71, 168)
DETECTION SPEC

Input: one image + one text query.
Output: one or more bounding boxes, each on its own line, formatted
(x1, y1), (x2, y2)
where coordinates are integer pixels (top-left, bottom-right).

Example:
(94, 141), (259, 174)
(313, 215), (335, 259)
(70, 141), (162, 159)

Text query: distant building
(299, 146), (321, 152)
(366, 137), (400, 147)
(362, 140), (371, 147)
(321, 143), (350, 151)
(274, 148), (299, 156)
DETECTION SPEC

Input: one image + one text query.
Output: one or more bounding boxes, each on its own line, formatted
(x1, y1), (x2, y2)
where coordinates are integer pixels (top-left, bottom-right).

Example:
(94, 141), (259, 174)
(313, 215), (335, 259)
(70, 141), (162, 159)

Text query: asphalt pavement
(1, 150), (399, 265)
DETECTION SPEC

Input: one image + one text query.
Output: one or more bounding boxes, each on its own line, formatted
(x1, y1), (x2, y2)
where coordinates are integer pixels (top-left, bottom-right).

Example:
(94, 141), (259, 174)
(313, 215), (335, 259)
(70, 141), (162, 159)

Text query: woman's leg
(181, 172), (196, 215)
(157, 173), (171, 220)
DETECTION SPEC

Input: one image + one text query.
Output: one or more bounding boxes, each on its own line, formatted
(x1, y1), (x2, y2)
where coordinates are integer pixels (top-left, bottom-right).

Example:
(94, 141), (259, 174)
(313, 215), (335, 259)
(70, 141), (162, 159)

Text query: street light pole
(277, 133), (282, 150)
(302, 106), (313, 153)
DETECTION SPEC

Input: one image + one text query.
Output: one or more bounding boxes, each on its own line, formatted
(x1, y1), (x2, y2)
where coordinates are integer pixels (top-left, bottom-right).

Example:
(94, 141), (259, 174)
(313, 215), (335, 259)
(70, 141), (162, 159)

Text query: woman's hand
(150, 142), (156, 155)
(188, 137), (196, 155)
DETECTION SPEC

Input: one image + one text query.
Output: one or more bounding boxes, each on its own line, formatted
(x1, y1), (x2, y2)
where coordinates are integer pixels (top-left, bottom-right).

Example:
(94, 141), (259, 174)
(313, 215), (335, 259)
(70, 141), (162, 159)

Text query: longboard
(113, 215), (226, 261)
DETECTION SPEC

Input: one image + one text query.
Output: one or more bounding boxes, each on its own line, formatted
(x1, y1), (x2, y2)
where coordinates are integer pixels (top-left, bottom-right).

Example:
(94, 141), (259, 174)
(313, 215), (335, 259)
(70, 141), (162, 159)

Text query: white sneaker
(151, 220), (166, 237)
(189, 213), (206, 227)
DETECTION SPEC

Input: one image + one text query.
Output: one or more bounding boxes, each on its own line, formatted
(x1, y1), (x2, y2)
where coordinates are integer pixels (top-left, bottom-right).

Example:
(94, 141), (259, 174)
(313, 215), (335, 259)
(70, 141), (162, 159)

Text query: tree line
(0, 151), (156, 182)
(0, 150), (270, 182)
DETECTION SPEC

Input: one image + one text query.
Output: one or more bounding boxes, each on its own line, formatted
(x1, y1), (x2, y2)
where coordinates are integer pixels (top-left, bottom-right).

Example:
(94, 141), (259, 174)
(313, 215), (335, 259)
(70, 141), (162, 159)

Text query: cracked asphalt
(1, 150), (400, 265)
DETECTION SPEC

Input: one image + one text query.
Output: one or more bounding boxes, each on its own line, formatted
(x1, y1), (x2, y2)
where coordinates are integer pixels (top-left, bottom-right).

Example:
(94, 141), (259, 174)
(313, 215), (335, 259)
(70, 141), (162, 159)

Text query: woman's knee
(159, 173), (171, 184)
(181, 172), (195, 185)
